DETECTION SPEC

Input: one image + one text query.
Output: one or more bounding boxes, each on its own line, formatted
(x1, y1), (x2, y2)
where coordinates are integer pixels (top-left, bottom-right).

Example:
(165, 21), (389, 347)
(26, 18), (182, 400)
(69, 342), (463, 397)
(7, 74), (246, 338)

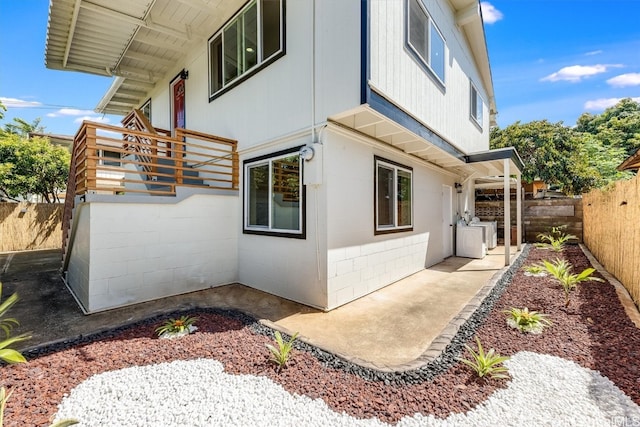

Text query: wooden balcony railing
(61, 119), (238, 264)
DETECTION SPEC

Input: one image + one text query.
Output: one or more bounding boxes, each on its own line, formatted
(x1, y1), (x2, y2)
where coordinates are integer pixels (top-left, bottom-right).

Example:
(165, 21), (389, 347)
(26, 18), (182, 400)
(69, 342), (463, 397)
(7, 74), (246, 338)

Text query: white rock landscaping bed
(54, 351), (640, 427)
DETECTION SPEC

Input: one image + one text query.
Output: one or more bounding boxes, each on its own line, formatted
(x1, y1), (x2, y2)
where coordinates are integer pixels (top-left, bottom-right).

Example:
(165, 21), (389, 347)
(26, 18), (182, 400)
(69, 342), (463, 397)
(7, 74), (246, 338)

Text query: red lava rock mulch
(1, 245), (639, 426)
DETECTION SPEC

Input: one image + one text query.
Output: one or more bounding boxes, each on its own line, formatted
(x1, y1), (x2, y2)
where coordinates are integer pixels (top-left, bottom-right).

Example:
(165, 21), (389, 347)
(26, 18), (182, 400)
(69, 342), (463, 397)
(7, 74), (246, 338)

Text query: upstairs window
(209, 0), (285, 99)
(375, 157), (413, 234)
(407, 0), (446, 84)
(140, 98), (151, 121)
(470, 83), (484, 127)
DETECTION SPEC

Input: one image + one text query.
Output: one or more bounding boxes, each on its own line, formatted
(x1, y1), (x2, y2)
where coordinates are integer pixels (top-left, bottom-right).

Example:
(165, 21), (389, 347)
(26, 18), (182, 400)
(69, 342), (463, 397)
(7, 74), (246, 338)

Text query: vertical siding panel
(367, 0), (489, 154)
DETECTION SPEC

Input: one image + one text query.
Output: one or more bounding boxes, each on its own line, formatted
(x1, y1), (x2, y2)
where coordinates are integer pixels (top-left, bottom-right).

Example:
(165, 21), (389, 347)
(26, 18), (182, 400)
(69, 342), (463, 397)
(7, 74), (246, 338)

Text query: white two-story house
(46, 0), (523, 313)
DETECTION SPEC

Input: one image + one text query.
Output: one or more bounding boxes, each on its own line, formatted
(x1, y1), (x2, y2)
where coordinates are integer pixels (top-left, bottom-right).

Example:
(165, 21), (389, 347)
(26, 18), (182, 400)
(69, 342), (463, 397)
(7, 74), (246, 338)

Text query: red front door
(172, 77), (186, 133)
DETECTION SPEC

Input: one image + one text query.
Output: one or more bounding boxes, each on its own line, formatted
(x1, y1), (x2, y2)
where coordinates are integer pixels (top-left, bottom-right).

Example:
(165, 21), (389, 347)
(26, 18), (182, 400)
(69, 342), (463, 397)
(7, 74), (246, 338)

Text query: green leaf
(49, 420), (80, 427)
(0, 333), (32, 351)
(0, 348), (27, 364)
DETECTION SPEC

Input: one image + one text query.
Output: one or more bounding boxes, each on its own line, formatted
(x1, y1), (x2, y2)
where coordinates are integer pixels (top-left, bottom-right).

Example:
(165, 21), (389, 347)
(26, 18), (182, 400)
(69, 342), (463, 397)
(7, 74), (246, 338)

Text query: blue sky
(1, 0), (640, 136)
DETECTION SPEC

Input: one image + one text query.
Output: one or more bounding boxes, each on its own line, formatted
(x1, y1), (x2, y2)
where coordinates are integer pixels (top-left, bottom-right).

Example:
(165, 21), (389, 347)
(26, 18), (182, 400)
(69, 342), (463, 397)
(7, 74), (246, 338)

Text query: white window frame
(375, 157), (413, 234)
(98, 149), (121, 167)
(406, 0), (446, 85)
(140, 98), (151, 121)
(244, 148), (304, 237)
(470, 82), (484, 128)
(208, 0), (285, 99)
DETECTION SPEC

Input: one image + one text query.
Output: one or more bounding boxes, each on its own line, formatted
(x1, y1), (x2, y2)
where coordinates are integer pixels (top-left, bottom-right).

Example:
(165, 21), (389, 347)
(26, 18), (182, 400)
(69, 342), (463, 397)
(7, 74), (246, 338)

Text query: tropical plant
(266, 331), (299, 372)
(522, 264), (547, 277)
(0, 284), (30, 364)
(542, 259), (604, 307)
(0, 283), (77, 427)
(537, 225), (577, 252)
(154, 315), (198, 337)
(504, 307), (551, 334)
(458, 337), (510, 380)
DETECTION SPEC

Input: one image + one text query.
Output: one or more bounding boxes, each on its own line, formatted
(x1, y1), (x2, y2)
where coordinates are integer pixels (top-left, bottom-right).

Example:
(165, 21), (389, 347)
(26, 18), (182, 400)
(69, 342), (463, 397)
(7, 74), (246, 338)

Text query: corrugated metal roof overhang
(45, 0), (245, 115)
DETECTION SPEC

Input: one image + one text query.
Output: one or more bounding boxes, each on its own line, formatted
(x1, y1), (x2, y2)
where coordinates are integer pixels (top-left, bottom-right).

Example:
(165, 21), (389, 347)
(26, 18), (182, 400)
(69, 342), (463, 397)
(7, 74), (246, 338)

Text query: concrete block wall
(327, 232), (429, 309)
(66, 193), (238, 312)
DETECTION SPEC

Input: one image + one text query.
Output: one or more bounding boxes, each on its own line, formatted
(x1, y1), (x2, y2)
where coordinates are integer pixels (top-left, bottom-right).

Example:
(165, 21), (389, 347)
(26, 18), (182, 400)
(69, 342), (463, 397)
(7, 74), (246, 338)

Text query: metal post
(516, 170), (522, 251)
(504, 158), (511, 266)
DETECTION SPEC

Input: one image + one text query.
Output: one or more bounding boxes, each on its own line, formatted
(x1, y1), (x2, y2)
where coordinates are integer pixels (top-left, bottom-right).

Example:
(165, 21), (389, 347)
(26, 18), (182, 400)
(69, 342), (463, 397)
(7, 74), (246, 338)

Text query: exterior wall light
(300, 145), (314, 161)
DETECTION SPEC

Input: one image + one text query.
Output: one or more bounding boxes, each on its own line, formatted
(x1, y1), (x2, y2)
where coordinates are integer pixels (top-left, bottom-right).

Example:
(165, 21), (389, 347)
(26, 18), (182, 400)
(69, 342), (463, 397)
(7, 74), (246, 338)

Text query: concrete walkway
(0, 246), (519, 370)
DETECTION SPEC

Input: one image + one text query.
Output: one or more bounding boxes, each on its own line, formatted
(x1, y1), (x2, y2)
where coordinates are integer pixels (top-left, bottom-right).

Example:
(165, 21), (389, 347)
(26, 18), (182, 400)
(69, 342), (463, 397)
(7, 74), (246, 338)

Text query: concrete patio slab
(270, 246), (520, 370)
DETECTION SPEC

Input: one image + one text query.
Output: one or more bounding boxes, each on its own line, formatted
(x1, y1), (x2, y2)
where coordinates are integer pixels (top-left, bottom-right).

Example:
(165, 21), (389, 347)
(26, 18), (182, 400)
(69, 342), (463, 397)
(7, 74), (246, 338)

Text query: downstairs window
(244, 147), (304, 238)
(375, 156), (413, 234)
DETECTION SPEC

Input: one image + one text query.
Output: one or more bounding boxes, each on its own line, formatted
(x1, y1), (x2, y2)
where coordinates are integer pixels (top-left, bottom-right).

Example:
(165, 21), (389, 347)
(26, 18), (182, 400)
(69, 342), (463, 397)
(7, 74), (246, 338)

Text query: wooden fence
(583, 175), (640, 308)
(475, 198), (583, 243)
(0, 202), (63, 252)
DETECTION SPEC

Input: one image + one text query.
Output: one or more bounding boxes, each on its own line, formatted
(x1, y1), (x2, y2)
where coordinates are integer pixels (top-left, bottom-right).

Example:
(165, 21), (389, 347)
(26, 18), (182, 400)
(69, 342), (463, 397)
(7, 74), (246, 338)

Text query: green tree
(576, 98), (640, 156)
(0, 133), (70, 203)
(490, 120), (582, 189)
(2, 117), (44, 138)
(567, 133), (632, 194)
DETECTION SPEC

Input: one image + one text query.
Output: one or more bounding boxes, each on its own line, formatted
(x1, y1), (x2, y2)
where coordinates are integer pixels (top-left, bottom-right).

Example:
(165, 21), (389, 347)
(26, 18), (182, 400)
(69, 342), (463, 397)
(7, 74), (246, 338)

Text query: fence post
(232, 143), (239, 190)
(85, 124), (97, 192)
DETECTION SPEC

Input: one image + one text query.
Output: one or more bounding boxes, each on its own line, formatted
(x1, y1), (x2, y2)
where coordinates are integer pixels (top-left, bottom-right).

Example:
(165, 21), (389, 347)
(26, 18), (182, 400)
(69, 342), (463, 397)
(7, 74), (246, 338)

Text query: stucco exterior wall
(236, 133), (328, 309)
(323, 127), (456, 309)
(144, 0), (360, 153)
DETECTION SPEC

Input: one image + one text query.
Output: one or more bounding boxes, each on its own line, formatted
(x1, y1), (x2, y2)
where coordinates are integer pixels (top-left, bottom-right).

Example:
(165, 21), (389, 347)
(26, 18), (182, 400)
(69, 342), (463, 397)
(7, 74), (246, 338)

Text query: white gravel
(54, 351), (640, 427)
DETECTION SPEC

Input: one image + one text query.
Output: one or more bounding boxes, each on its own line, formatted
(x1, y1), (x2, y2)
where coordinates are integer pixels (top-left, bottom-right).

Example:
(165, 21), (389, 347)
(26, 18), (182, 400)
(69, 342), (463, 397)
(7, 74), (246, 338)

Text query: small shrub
(266, 331), (299, 372)
(504, 307), (551, 334)
(542, 259), (604, 307)
(541, 258), (571, 281)
(522, 264), (547, 277)
(537, 225), (577, 252)
(458, 337), (510, 380)
(155, 315), (198, 338)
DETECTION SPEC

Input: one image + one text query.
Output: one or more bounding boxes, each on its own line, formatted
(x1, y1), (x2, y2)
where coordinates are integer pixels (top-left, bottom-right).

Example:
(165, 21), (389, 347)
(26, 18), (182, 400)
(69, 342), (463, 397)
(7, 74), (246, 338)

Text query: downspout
(311, 0), (317, 144)
(311, 0), (320, 282)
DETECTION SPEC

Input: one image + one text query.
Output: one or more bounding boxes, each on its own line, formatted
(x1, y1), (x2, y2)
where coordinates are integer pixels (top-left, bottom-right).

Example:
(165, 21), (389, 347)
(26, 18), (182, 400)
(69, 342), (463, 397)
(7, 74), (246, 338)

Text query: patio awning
(465, 147), (524, 177)
(330, 107), (523, 180)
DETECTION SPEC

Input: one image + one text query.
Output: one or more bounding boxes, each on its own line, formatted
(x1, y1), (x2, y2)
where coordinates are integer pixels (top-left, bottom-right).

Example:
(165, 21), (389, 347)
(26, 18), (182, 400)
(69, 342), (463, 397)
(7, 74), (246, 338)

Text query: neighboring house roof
(45, 0), (495, 122)
(28, 132), (74, 151)
(617, 148), (640, 171)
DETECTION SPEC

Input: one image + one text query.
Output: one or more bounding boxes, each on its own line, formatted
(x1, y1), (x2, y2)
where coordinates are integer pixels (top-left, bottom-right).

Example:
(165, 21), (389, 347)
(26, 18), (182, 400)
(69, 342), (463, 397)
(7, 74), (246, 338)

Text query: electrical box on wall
(303, 143), (323, 186)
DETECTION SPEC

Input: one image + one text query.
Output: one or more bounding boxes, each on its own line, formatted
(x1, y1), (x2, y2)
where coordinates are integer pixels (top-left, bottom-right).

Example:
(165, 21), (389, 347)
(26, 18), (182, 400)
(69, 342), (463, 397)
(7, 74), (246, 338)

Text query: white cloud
(541, 64), (622, 83)
(73, 115), (111, 124)
(607, 73), (640, 88)
(584, 97), (640, 111)
(0, 97), (42, 108)
(480, 2), (503, 24)
(585, 50), (603, 56)
(47, 108), (96, 118)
